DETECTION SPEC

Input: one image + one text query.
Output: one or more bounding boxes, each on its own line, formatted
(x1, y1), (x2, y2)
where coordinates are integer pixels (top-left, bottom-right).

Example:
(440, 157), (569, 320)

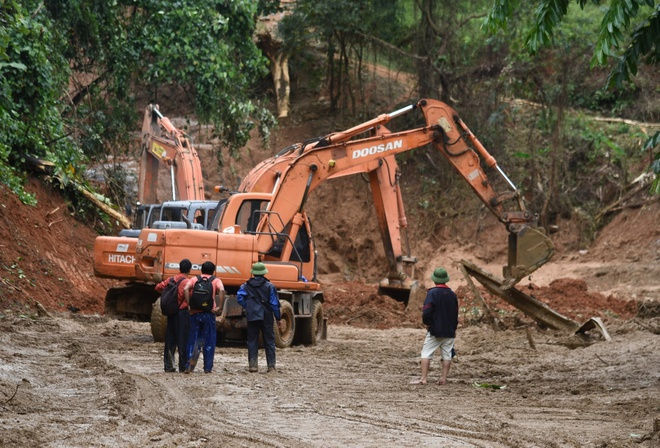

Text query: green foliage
(645, 131), (660, 194)
(0, 0), (275, 207)
(644, 130), (660, 152)
(47, 0), (273, 153)
(526, 0), (571, 52)
(485, 0), (658, 87)
(0, 0), (75, 204)
(607, 5), (660, 88)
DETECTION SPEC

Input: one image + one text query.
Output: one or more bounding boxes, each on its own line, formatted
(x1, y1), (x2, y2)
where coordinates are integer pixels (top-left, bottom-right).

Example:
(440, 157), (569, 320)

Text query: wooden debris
(595, 353), (610, 366)
(460, 260), (580, 333)
(33, 299), (52, 318)
(460, 260), (612, 341)
(47, 218), (64, 228)
(25, 154), (131, 229)
(458, 262), (500, 331)
(525, 327), (536, 350)
(46, 206), (60, 217)
(71, 182), (131, 229)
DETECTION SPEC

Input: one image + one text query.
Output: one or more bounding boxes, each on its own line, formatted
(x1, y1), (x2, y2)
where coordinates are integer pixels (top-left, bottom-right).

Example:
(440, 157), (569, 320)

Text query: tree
(484, 0), (659, 88)
(0, 0), (76, 204)
(281, 0), (407, 114)
(0, 0), (277, 204)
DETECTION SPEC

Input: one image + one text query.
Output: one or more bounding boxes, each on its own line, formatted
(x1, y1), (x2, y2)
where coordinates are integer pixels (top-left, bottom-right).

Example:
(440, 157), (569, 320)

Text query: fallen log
(461, 260), (579, 332)
(458, 263), (500, 330)
(24, 154), (131, 229)
(460, 260), (611, 340)
(71, 181), (131, 229)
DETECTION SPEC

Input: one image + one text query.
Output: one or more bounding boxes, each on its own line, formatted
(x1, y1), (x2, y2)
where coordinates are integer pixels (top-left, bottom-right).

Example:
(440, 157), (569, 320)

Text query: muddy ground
(0, 310), (658, 447)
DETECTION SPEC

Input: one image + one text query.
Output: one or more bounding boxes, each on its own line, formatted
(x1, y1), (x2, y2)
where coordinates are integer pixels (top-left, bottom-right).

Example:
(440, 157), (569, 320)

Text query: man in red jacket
(183, 261), (225, 374)
(414, 267), (458, 385)
(155, 258), (191, 372)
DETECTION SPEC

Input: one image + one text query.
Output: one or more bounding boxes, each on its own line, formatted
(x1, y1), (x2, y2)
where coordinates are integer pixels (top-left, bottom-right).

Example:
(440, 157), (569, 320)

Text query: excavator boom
(138, 104), (205, 203)
(249, 99), (553, 299)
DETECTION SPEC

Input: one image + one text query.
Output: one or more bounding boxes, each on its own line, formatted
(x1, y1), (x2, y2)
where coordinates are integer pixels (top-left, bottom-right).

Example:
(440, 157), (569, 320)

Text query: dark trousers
(247, 318), (276, 368)
(164, 308), (190, 372)
(186, 312), (217, 373)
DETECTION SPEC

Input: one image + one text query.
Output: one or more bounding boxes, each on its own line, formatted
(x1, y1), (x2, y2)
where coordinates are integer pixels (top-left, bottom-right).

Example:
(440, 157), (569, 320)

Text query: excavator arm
(247, 99), (552, 296)
(138, 104), (205, 204)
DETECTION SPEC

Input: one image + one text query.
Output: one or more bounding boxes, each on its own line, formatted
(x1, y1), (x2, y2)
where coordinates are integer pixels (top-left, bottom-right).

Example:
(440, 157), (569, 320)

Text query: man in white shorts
(415, 267), (458, 385)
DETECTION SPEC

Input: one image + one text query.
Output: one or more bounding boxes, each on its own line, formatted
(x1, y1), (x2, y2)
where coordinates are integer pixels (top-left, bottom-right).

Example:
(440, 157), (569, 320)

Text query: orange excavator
(137, 104), (205, 205)
(94, 104), (211, 317)
(135, 99), (554, 346)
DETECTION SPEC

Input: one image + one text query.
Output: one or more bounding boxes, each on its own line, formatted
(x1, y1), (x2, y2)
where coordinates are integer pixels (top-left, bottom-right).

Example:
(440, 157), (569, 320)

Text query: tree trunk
(270, 52), (290, 118)
(327, 39), (337, 111)
(541, 62), (568, 228)
(415, 0), (436, 99)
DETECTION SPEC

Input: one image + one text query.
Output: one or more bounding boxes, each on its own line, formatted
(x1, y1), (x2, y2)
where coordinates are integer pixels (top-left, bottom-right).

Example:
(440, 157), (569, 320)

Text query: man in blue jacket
(237, 262), (285, 373)
(415, 267), (458, 385)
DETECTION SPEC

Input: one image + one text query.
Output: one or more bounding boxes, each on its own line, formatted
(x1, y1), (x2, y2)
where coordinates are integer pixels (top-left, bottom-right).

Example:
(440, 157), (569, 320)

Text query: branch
(413, 0), (441, 35)
(31, 2), (44, 18)
(72, 182), (131, 229)
(355, 31), (426, 61)
(2, 384), (19, 404)
(457, 13), (487, 29)
(68, 74), (105, 107)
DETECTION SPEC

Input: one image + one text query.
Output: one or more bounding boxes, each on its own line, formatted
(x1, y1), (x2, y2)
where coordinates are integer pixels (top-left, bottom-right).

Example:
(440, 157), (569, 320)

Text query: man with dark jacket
(154, 258), (191, 373)
(415, 267), (458, 385)
(237, 262), (285, 373)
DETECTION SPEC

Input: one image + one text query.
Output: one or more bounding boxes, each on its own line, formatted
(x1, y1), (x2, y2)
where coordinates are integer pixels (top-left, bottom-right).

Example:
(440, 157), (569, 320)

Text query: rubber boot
(248, 358), (258, 373)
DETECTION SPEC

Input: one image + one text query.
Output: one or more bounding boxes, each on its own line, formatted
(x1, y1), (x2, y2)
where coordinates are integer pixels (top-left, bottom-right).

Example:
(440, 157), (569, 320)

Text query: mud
(0, 311), (658, 447)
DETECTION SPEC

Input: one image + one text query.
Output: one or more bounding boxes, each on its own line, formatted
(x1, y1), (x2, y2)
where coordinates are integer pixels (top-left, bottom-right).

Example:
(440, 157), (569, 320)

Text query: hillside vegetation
(0, 0), (657, 236)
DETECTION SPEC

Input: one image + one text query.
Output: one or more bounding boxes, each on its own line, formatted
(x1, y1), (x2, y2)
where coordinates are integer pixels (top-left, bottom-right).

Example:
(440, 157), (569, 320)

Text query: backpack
(160, 277), (184, 315)
(189, 275), (215, 311)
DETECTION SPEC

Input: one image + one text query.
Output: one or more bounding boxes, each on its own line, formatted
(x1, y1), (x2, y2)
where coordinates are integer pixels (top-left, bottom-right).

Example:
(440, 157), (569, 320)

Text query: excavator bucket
(502, 225), (554, 288)
(378, 284), (412, 304)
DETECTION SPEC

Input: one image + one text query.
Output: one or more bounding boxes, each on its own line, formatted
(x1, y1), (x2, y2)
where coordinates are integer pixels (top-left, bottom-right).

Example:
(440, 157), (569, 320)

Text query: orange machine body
(93, 105), (207, 283)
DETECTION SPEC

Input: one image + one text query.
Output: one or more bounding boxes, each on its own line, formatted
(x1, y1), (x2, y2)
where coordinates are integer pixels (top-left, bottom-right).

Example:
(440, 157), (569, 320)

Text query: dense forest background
(1, 0), (658, 239)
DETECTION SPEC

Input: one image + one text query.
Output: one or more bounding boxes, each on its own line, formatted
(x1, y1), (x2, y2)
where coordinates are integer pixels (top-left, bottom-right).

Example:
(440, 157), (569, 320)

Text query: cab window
(160, 207), (185, 222)
(236, 199), (269, 233)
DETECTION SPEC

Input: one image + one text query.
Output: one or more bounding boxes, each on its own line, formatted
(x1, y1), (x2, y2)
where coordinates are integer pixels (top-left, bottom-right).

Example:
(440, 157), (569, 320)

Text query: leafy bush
(1, 0), (276, 206)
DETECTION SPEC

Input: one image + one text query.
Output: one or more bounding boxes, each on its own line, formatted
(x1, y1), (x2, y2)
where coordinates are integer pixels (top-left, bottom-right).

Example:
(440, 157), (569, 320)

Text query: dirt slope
(0, 178), (117, 314)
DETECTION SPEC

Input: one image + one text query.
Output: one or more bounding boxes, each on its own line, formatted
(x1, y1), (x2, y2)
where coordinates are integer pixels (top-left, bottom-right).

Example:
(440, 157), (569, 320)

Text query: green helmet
(251, 262), (268, 276)
(431, 267), (449, 284)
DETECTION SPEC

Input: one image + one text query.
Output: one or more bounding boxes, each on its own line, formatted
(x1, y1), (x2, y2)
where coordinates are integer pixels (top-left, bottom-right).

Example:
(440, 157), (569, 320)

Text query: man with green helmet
(414, 267), (458, 385)
(237, 262), (286, 373)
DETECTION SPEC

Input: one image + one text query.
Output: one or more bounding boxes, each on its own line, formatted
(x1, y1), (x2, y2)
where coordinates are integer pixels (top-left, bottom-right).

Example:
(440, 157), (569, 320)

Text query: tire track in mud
(125, 372), (301, 447)
(291, 389), (561, 448)
(2, 315), (657, 447)
(305, 408), (508, 447)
